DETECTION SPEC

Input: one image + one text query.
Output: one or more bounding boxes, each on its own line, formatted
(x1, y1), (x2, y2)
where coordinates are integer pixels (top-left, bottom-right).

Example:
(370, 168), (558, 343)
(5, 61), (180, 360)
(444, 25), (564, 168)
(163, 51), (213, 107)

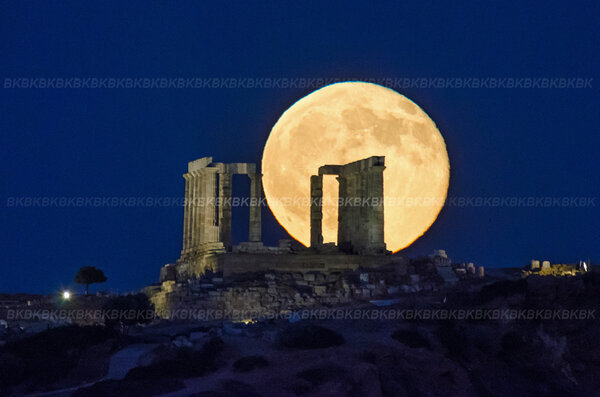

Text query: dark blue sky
(1, 1), (598, 294)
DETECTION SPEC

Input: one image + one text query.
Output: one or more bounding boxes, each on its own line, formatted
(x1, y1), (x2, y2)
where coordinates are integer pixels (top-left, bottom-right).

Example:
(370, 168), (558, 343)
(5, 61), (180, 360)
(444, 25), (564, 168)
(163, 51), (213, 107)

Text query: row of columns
(182, 166), (262, 254)
(310, 157), (386, 254)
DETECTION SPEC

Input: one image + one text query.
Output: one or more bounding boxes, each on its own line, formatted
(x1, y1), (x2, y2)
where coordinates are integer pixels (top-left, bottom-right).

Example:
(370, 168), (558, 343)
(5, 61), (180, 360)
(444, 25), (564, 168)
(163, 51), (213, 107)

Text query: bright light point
(583, 262), (588, 272)
(62, 290), (71, 300)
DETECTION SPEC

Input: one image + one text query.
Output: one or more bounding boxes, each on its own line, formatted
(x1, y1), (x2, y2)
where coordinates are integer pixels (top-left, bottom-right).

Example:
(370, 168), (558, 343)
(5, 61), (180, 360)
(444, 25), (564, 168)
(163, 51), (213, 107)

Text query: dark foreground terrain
(1, 271), (599, 396)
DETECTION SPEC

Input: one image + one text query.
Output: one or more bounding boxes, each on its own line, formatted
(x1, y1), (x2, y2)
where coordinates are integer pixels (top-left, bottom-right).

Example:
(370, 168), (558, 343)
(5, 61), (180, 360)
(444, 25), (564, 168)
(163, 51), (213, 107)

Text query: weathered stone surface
(477, 266), (485, 278)
(180, 157), (261, 257)
(466, 263), (475, 274)
(311, 156), (387, 255)
(542, 261), (551, 270)
(304, 273), (316, 282)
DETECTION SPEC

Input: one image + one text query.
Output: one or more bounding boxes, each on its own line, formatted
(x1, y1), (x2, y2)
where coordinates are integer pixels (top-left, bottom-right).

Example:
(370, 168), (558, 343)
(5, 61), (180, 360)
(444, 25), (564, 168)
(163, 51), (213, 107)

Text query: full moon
(261, 82), (450, 252)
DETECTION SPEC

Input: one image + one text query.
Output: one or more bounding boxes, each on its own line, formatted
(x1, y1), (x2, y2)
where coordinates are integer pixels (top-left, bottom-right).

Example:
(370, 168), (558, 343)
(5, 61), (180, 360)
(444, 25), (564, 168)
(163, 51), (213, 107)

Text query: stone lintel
(188, 157), (213, 172)
(339, 156), (385, 176)
(318, 165), (342, 176)
(210, 162), (258, 175)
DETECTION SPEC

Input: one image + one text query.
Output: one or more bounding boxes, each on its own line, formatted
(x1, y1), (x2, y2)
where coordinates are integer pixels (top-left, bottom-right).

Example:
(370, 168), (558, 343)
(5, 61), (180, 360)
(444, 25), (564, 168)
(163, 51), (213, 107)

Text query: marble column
(182, 173), (192, 253)
(191, 171), (203, 249)
(336, 174), (347, 246)
(203, 169), (219, 243)
(358, 170), (369, 250)
(248, 173), (262, 242)
(218, 171), (233, 250)
(345, 173), (359, 249)
(310, 175), (323, 247)
(366, 165), (385, 250)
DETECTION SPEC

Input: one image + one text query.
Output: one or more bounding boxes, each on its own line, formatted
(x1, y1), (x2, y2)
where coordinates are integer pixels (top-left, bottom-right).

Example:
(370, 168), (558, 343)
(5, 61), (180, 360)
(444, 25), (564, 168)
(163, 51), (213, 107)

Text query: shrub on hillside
(477, 279), (527, 303)
(125, 337), (225, 380)
(0, 325), (117, 389)
(277, 324), (344, 349)
(233, 355), (269, 372)
(102, 293), (154, 331)
(392, 329), (431, 349)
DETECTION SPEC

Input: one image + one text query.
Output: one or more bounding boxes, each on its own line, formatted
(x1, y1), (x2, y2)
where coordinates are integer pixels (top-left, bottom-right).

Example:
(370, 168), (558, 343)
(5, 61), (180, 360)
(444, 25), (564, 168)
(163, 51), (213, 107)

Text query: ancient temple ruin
(310, 156), (386, 255)
(161, 155), (391, 282)
(148, 156), (487, 321)
(180, 157), (262, 256)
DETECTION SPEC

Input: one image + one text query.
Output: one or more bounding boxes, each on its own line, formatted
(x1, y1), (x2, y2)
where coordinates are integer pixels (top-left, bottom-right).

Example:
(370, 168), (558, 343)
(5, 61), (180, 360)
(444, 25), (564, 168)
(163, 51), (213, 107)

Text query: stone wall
(149, 259), (444, 319)
(163, 251), (409, 282)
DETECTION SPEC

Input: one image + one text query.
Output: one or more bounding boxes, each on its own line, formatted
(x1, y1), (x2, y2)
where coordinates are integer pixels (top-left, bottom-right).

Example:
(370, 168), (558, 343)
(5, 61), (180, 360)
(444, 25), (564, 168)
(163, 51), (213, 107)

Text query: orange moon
(261, 82), (450, 252)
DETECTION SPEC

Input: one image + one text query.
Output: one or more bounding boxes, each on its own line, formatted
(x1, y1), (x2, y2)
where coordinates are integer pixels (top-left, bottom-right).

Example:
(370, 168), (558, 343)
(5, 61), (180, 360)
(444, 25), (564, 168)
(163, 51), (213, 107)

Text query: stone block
(434, 249), (448, 258)
(162, 280), (176, 292)
(530, 260), (540, 270)
(326, 273), (341, 282)
(304, 273), (316, 282)
(278, 239), (292, 250)
(293, 273), (303, 280)
(313, 286), (327, 295)
(542, 261), (551, 270)
(477, 266), (485, 278)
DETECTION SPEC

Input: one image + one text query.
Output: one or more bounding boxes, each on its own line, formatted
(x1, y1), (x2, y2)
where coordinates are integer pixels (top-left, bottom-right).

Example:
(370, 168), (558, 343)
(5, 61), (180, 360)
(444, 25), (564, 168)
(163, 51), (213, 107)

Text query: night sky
(1, 1), (598, 294)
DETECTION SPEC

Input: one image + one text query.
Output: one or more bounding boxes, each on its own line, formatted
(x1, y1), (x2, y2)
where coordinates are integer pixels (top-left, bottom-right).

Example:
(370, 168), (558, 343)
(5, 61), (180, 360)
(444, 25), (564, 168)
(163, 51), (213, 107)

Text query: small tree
(74, 266), (107, 295)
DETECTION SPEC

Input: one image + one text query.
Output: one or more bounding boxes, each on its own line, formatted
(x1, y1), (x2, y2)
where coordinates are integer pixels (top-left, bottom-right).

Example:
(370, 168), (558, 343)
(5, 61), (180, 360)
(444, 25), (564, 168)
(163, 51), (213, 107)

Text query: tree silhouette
(74, 266), (107, 295)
